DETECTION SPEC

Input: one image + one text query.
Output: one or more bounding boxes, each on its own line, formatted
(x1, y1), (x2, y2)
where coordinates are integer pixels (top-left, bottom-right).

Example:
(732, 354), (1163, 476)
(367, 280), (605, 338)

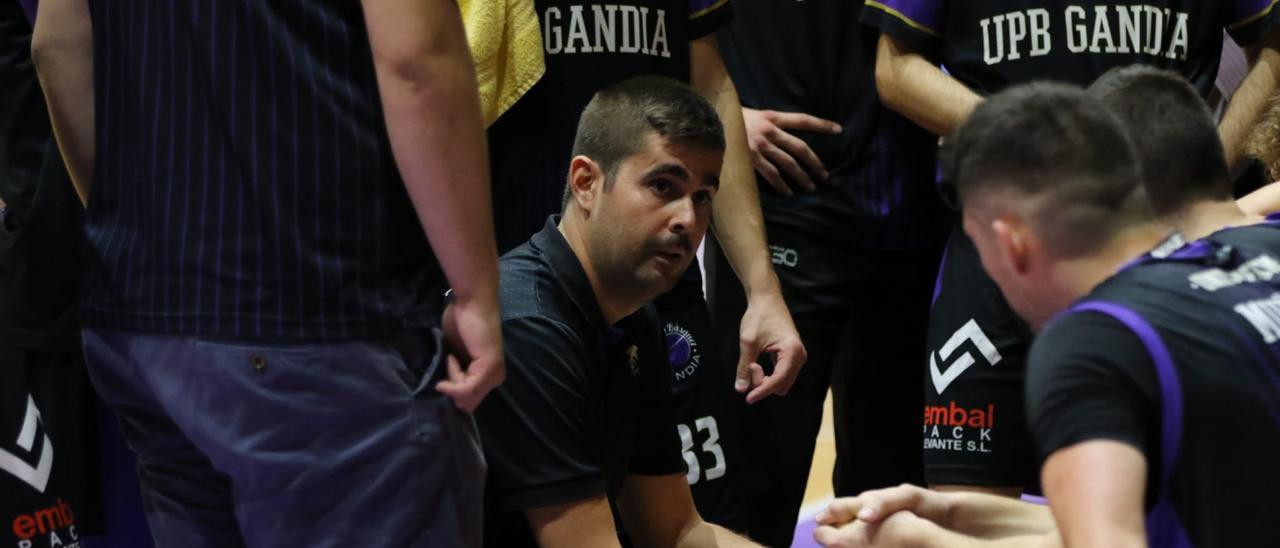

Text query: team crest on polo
(665, 322), (701, 390)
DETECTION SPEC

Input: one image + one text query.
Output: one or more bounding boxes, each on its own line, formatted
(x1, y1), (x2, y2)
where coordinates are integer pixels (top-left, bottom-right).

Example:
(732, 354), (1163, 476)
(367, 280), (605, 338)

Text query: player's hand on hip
(734, 292), (806, 404)
(816, 485), (953, 528)
(742, 107), (841, 195)
(814, 509), (931, 548)
(436, 297), (505, 412)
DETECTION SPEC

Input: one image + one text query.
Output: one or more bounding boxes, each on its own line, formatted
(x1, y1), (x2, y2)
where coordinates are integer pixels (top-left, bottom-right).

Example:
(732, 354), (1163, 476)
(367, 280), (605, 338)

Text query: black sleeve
(627, 306), (686, 476)
(1224, 0), (1280, 47)
(688, 0), (733, 40)
(1025, 312), (1160, 466)
(859, 0), (946, 58)
(474, 315), (606, 511)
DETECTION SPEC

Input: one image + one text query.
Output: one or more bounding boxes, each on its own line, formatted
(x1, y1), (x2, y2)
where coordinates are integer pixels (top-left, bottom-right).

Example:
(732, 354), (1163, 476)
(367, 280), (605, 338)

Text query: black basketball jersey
(1030, 224), (1280, 547)
(862, 0), (1280, 96)
(487, 0), (731, 253)
(717, 0), (942, 250)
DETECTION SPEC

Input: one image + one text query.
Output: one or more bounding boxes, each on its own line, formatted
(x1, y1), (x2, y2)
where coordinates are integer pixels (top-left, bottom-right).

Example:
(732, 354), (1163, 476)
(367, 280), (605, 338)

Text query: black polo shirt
(476, 216), (685, 547)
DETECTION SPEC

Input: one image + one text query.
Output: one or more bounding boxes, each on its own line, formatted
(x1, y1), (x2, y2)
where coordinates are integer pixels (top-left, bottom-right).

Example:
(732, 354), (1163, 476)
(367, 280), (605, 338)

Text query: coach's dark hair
(562, 76), (725, 210)
(1088, 65), (1232, 216)
(943, 82), (1149, 258)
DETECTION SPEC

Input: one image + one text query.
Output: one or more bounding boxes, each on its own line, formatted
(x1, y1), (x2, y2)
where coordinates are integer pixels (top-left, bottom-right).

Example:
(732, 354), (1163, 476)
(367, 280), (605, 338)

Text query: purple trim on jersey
(930, 244), (949, 308)
(1167, 241), (1214, 261)
(18, 0), (37, 25)
(1230, 0), (1278, 25)
(1020, 494), (1047, 505)
(1265, 212), (1280, 223)
(1069, 301), (1190, 548)
(869, 0), (944, 35)
(688, 0), (726, 18)
(1116, 235), (1207, 275)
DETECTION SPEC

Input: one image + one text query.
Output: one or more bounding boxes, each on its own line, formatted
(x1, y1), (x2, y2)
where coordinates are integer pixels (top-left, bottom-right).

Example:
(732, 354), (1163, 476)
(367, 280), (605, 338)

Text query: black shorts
(1, 345), (104, 548)
(924, 229), (1038, 488)
(653, 267), (749, 533)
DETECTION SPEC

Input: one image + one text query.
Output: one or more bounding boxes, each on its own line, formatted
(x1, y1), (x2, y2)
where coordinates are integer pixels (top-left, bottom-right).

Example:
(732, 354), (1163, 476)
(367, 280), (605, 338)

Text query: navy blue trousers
(83, 328), (484, 548)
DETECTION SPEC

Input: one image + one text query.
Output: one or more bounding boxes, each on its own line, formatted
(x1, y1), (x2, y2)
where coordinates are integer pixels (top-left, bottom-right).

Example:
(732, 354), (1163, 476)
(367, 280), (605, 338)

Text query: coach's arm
(524, 475), (760, 548)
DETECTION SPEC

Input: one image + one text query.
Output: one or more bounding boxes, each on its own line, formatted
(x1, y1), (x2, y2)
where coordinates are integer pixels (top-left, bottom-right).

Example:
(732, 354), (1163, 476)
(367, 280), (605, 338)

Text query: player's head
(562, 76), (724, 304)
(946, 82), (1150, 329)
(1246, 92), (1280, 181)
(1088, 65), (1233, 216)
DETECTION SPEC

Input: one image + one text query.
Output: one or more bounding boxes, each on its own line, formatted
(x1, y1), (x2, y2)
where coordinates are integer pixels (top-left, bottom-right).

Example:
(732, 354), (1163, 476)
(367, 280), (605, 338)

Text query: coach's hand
(816, 485), (953, 528)
(814, 510), (932, 548)
(735, 292), (806, 404)
(437, 296), (505, 412)
(742, 107), (841, 195)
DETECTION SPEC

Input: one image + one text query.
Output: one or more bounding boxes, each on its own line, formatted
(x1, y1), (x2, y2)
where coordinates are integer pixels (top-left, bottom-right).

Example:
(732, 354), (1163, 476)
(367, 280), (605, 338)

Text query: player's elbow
(874, 49), (907, 113)
(30, 30), (85, 78)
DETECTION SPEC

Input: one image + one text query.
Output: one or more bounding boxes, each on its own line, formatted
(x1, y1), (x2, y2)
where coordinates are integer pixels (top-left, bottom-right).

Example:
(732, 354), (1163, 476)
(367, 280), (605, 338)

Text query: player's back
(1065, 226), (1280, 546)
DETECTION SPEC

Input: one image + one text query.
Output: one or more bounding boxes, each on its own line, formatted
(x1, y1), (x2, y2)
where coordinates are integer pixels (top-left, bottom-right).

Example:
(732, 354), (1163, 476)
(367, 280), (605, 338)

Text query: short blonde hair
(1246, 92), (1280, 180)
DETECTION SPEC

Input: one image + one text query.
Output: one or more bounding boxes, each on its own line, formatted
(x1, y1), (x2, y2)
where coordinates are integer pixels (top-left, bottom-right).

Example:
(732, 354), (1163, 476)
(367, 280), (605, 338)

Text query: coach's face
(586, 133), (721, 302)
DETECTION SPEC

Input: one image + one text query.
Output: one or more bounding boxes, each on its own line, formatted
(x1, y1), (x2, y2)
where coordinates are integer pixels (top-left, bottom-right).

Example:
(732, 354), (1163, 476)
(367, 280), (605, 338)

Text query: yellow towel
(458, 0), (545, 127)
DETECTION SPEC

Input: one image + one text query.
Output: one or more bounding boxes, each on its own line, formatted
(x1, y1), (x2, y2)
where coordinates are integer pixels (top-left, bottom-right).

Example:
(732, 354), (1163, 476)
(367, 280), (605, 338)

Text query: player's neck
(1053, 222), (1171, 304)
(558, 214), (641, 325)
(1166, 199), (1263, 240)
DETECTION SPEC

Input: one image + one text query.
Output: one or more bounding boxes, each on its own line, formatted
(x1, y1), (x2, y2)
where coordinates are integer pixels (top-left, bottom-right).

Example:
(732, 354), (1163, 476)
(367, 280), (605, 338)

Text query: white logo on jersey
(769, 245), (798, 268)
(543, 5), (671, 58)
(0, 395), (54, 493)
(930, 319), (1003, 394)
(1234, 292), (1280, 344)
(1190, 254), (1280, 292)
(980, 5), (1190, 66)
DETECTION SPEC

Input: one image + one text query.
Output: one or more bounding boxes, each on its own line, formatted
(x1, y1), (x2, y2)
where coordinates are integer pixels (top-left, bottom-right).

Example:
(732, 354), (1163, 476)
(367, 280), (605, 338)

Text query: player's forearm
(1220, 35), (1280, 172)
(918, 528), (1061, 548)
(672, 521), (760, 548)
(32, 0), (95, 205)
(945, 492), (1057, 539)
(1238, 181), (1280, 215)
(875, 34), (982, 137)
(369, 2), (499, 306)
(691, 38), (780, 300)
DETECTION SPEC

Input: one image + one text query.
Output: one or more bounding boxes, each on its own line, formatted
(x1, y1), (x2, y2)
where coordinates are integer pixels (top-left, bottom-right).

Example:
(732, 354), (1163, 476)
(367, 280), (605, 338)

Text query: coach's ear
(567, 156), (604, 214)
(991, 216), (1032, 276)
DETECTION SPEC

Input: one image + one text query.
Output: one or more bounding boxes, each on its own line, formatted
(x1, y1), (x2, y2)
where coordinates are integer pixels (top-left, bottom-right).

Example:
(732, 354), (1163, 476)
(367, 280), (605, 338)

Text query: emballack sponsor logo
(9, 498), (79, 548)
(922, 402), (996, 454)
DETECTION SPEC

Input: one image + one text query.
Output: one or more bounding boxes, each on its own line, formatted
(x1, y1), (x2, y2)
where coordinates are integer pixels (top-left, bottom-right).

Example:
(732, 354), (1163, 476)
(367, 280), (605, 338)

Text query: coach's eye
(692, 190), (714, 206)
(649, 179), (673, 196)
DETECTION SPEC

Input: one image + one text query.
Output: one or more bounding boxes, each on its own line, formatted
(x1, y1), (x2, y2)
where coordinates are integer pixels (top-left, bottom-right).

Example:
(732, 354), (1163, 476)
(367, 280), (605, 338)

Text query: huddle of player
(813, 65), (1280, 548)
(812, 0), (1280, 544)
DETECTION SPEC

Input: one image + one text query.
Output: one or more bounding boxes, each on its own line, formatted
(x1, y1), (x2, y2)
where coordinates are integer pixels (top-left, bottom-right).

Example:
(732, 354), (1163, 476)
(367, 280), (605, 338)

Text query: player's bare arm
(617, 473), (761, 547)
(526, 496), (624, 548)
(1041, 441), (1147, 548)
(363, 0), (504, 412)
(874, 33), (982, 136)
(32, 0), (94, 205)
(690, 34), (807, 404)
